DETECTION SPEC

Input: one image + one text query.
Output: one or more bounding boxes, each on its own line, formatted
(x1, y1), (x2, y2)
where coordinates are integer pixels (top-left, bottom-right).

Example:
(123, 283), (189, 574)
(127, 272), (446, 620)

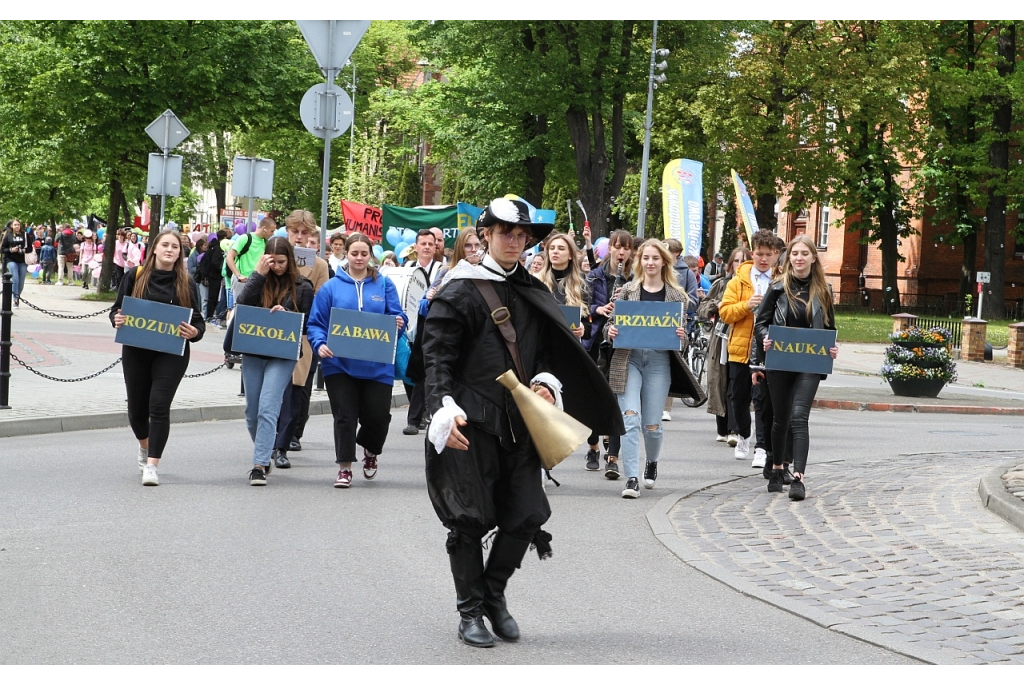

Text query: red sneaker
(362, 449), (378, 480)
(334, 469), (352, 488)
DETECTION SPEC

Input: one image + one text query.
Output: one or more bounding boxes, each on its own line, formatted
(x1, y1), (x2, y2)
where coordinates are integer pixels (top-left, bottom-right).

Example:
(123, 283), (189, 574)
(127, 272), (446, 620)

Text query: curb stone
(978, 460), (1024, 534)
(646, 478), (958, 665)
(813, 399), (1024, 416)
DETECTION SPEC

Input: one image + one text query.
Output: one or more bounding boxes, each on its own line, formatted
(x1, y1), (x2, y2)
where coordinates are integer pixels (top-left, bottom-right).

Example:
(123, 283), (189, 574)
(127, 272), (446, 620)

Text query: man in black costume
(421, 198), (623, 647)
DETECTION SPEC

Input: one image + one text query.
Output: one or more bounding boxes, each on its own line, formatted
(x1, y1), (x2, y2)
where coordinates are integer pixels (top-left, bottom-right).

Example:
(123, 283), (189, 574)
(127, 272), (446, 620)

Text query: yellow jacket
(719, 261), (757, 363)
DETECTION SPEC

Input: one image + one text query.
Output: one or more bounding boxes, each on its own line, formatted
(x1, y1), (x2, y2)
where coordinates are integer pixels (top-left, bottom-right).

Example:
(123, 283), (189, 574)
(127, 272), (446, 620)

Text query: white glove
(530, 372), (563, 410)
(427, 395), (467, 454)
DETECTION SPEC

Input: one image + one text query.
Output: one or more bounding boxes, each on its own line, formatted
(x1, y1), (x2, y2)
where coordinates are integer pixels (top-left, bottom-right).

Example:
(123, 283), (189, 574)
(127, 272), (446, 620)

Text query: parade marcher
(39, 237), (56, 284)
(55, 226), (78, 286)
(537, 233), (590, 342)
(78, 231), (98, 289)
(704, 252), (725, 282)
(2, 219), (33, 307)
(698, 246), (751, 443)
(226, 217), (275, 309)
(110, 229), (205, 486)
(198, 231), (226, 326)
(605, 239), (703, 498)
(112, 229), (129, 288)
(719, 229), (778, 462)
(270, 209), (331, 470)
(752, 235), (838, 501)
(402, 229), (442, 436)
(421, 197), (622, 647)
(236, 238), (314, 486)
(307, 233), (407, 488)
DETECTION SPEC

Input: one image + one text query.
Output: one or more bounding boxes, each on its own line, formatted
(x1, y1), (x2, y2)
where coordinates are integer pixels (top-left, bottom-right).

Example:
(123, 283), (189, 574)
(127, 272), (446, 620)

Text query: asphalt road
(8, 403), (1009, 664)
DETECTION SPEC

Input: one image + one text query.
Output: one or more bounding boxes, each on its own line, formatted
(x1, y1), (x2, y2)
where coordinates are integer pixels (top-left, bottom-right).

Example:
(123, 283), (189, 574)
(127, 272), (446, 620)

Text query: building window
(818, 205), (830, 249)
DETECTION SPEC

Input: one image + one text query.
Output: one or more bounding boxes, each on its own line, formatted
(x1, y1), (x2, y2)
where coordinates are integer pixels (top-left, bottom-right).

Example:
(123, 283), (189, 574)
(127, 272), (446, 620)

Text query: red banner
(341, 200), (383, 242)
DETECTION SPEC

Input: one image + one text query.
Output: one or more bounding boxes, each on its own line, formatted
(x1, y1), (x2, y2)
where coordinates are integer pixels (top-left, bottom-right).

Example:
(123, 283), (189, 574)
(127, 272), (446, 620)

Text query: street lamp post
(636, 21), (669, 239)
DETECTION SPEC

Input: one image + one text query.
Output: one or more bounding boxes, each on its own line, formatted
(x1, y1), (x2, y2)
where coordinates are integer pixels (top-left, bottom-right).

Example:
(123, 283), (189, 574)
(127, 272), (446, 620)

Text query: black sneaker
(585, 449), (600, 471)
(762, 457), (773, 480)
(249, 466), (267, 486)
(643, 461), (658, 489)
(403, 424), (419, 435)
(289, 439), (302, 452)
(782, 465), (794, 485)
(604, 457), (620, 480)
(622, 477), (640, 498)
(767, 469), (784, 493)
(274, 449), (291, 469)
(789, 478), (806, 501)
(417, 419), (427, 430)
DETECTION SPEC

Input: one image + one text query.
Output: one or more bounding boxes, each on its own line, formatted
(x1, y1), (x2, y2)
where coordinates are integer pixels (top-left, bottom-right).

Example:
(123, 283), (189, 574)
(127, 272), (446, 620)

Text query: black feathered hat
(476, 197), (554, 243)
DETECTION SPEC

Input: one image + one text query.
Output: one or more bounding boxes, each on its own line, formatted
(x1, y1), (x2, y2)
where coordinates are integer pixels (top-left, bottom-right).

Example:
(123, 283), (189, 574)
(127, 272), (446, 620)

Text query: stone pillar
(961, 318), (988, 362)
(1007, 322), (1024, 369)
(891, 313), (918, 335)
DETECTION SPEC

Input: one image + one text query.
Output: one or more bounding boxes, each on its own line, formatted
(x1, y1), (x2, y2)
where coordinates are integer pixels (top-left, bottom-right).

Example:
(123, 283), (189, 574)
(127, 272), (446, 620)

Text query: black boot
(481, 531), (532, 642)
(448, 533), (494, 648)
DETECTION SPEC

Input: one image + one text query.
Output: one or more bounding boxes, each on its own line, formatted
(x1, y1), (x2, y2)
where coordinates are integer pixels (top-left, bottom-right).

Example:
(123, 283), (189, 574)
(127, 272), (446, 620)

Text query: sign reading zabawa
(327, 308), (399, 365)
(611, 301), (684, 351)
(765, 325), (837, 375)
(114, 297), (190, 356)
(230, 305), (304, 361)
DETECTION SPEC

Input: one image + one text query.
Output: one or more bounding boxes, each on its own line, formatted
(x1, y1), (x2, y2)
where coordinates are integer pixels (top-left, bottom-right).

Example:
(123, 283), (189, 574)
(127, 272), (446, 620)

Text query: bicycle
(682, 317), (711, 408)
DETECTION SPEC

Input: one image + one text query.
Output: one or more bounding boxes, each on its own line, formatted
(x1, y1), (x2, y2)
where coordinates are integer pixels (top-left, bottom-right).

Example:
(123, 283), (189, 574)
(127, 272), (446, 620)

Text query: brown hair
(258, 237), (299, 310)
(663, 238), (683, 255)
(602, 229), (635, 274)
(449, 228), (479, 272)
(779, 235), (833, 327)
(727, 246), (752, 277)
(133, 229), (192, 309)
(345, 232), (379, 280)
(284, 209), (316, 233)
(751, 229), (778, 251)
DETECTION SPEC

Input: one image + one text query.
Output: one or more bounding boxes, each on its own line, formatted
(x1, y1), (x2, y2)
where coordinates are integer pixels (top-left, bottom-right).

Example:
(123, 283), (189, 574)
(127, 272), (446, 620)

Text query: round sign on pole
(300, 83), (353, 140)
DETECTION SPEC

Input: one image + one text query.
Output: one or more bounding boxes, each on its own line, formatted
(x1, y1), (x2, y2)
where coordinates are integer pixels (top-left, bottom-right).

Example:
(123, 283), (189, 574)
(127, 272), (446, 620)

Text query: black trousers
(274, 382), (304, 451)
(404, 382), (425, 425)
(324, 372), (393, 464)
(727, 361), (752, 439)
(766, 371), (821, 474)
(752, 379), (774, 455)
(122, 344), (190, 459)
(204, 276), (222, 320)
(293, 357), (318, 440)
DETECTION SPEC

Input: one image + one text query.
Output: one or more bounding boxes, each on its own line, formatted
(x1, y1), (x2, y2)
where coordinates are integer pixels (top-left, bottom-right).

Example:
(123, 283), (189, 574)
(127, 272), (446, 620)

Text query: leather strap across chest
(472, 279), (527, 383)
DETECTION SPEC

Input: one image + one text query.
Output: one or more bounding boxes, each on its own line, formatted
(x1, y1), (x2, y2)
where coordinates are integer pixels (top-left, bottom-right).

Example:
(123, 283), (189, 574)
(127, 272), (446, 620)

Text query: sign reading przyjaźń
(764, 325), (837, 375)
(327, 307), (399, 365)
(114, 296), (191, 356)
(230, 305), (304, 361)
(611, 301), (684, 352)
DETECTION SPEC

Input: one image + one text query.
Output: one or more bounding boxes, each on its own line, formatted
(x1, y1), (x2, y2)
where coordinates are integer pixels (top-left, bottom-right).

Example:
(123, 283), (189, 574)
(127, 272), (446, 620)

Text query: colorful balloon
(386, 227), (402, 246)
(372, 244), (384, 260)
(273, 227), (287, 238)
(595, 241), (609, 260)
(402, 228), (416, 244)
(234, 223), (248, 236)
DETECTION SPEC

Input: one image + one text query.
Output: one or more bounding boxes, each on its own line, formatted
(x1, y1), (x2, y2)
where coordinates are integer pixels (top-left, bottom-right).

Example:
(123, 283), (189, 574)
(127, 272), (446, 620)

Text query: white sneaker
(751, 447), (767, 468)
(662, 411), (672, 422)
(138, 448), (148, 473)
(727, 433), (739, 447)
(734, 435), (750, 460)
(716, 434), (728, 443)
(142, 464), (159, 486)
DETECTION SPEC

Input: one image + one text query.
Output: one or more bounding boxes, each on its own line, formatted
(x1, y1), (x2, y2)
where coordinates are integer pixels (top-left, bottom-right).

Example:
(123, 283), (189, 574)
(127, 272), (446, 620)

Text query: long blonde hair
(779, 234), (833, 326)
(133, 229), (192, 308)
(539, 233), (587, 308)
(633, 239), (685, 305)
(449, 228), (479, 272)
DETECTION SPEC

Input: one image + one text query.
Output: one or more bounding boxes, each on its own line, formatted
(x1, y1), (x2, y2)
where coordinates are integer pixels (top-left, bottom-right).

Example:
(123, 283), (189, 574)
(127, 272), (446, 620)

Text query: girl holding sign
(307, 233), (407, 489)
(110, 229), (205, 487)
(538, 233), (590, 341)
(236, 237), (314, 486)
(606, 240), (700, 499)
(752, 235), (838, 501)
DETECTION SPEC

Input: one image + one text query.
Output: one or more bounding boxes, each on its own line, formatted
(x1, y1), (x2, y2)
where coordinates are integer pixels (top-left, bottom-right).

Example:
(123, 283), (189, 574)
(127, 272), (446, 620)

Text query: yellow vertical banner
(731, 169), (759, 245)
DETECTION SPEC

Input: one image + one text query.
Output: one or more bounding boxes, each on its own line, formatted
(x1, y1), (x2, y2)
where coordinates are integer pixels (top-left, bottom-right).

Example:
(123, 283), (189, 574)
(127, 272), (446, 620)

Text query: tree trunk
(120, 192), (133, 227)
(522, 113), (547, 208)
(566, 106), (608, 235)
(149, 195), (162, 241)
(877, 172), (901, 314)
(958, 227), (977, 311)
(957, 21), (979, 310)
(98, 176), (123, 293)
(983, 21), (1014, 320)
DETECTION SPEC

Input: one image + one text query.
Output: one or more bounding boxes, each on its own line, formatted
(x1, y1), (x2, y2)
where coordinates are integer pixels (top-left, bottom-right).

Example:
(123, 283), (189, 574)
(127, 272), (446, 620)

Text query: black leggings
(324, 372), (393, 464)
(122, 344), (190, 459)
(766, 371), (820, 474)
(204, 276), (222, 320)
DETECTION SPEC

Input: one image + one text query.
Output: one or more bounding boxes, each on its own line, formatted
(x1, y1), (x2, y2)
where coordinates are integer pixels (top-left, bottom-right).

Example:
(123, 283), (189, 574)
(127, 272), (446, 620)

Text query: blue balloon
(402, 228), (416, 244)
(273, 227), (287, 238)
(372, 244), (384, 260)
(394, 241), (409, 257)
(97, 228), (105, 240)
(386, 227), (402, 246)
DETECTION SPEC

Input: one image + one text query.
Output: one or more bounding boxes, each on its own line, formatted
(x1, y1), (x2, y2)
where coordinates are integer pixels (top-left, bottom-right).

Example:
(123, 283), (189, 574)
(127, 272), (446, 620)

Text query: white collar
(483, 254), (518, 277)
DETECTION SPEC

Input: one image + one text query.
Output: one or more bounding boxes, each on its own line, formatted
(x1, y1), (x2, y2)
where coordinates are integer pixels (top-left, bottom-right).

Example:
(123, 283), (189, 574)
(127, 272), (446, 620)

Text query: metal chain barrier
(10, 352), (122, 382)
(183, 362), (227, 379)
(17, 295), (112, 320)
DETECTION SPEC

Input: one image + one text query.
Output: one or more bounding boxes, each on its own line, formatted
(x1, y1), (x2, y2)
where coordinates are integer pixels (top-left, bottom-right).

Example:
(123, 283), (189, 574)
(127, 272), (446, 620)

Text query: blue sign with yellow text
(327, 307), (398, 364)
(765, 325), (836, 375)
(559, 305), (582, 331)
(231, 305), (304, 361)
(611, 301), (684, 351)
(115, 297), (190, 356)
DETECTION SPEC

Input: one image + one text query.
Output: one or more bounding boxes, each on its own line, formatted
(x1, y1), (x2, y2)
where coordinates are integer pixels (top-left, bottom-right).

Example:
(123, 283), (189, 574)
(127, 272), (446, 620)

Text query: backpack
(222, 233), (253, 278)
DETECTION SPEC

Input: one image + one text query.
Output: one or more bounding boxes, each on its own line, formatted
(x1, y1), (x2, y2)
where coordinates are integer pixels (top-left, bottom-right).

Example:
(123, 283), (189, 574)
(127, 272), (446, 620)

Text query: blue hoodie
(307, 268), (408, 385)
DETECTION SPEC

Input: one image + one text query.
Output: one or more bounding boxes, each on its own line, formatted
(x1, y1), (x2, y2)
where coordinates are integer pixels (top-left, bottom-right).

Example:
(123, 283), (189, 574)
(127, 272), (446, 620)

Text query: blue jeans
(241, 355), (296, 467)
(6, 262), (27, 301)
(617, 349), (672, 479)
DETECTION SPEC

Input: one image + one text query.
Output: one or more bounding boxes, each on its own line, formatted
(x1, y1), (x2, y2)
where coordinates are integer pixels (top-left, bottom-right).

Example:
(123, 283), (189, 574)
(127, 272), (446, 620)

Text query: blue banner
(611, 301), (684, 351)
(559, 305), (582, 331)
(114, 297), (190, 356)
(765, 325), (837, 375)
(230, 305), (304, 361)
(662, 159), (703, 257)
(731, 169), (759, 245)
(327, 307), (398, 364)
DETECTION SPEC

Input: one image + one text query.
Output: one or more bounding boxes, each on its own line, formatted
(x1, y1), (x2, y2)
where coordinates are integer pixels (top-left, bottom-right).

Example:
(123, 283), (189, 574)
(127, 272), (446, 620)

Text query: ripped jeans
(617, 348), (672, 480)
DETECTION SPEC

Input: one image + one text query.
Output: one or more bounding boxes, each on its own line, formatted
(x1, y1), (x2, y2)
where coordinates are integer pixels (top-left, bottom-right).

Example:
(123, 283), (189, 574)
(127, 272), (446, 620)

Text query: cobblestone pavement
(667, 450), (1024, 664)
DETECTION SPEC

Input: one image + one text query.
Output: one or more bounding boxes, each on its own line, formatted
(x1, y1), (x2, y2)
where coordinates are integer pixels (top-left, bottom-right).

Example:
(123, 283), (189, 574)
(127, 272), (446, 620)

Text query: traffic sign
(296, 20), (370, 72)
(146, 153), (183, 197)
(145, 109), (190, 151)
(299, 83), (353, 140)
(231, 156), (276, 200)
(976, 271), (991, 284)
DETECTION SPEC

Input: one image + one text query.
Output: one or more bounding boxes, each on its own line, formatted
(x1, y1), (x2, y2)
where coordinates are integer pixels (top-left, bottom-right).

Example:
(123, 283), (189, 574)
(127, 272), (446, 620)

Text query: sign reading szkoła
(327, 307), (399, 365)
(765, 325), (837, 375)
(559, 305), (582, 331)
(611, 301), (684, 351)
(115, 296), (191, 356)
(230, 305), (304, 361)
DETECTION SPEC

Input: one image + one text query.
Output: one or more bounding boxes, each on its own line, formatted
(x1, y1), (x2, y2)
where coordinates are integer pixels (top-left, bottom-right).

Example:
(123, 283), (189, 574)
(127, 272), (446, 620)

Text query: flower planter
(887, 377), (946, 398)
(893, 340), (947, 350)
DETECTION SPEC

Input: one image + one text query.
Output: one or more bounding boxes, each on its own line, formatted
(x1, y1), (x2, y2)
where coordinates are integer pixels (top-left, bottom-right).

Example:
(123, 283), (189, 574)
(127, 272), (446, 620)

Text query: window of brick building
(818, 205), (830, 250)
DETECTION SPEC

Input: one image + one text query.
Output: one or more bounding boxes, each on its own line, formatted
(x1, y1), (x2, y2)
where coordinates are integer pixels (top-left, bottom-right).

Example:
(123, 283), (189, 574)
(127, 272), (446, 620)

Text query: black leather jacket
(750, 281), (835, 367)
